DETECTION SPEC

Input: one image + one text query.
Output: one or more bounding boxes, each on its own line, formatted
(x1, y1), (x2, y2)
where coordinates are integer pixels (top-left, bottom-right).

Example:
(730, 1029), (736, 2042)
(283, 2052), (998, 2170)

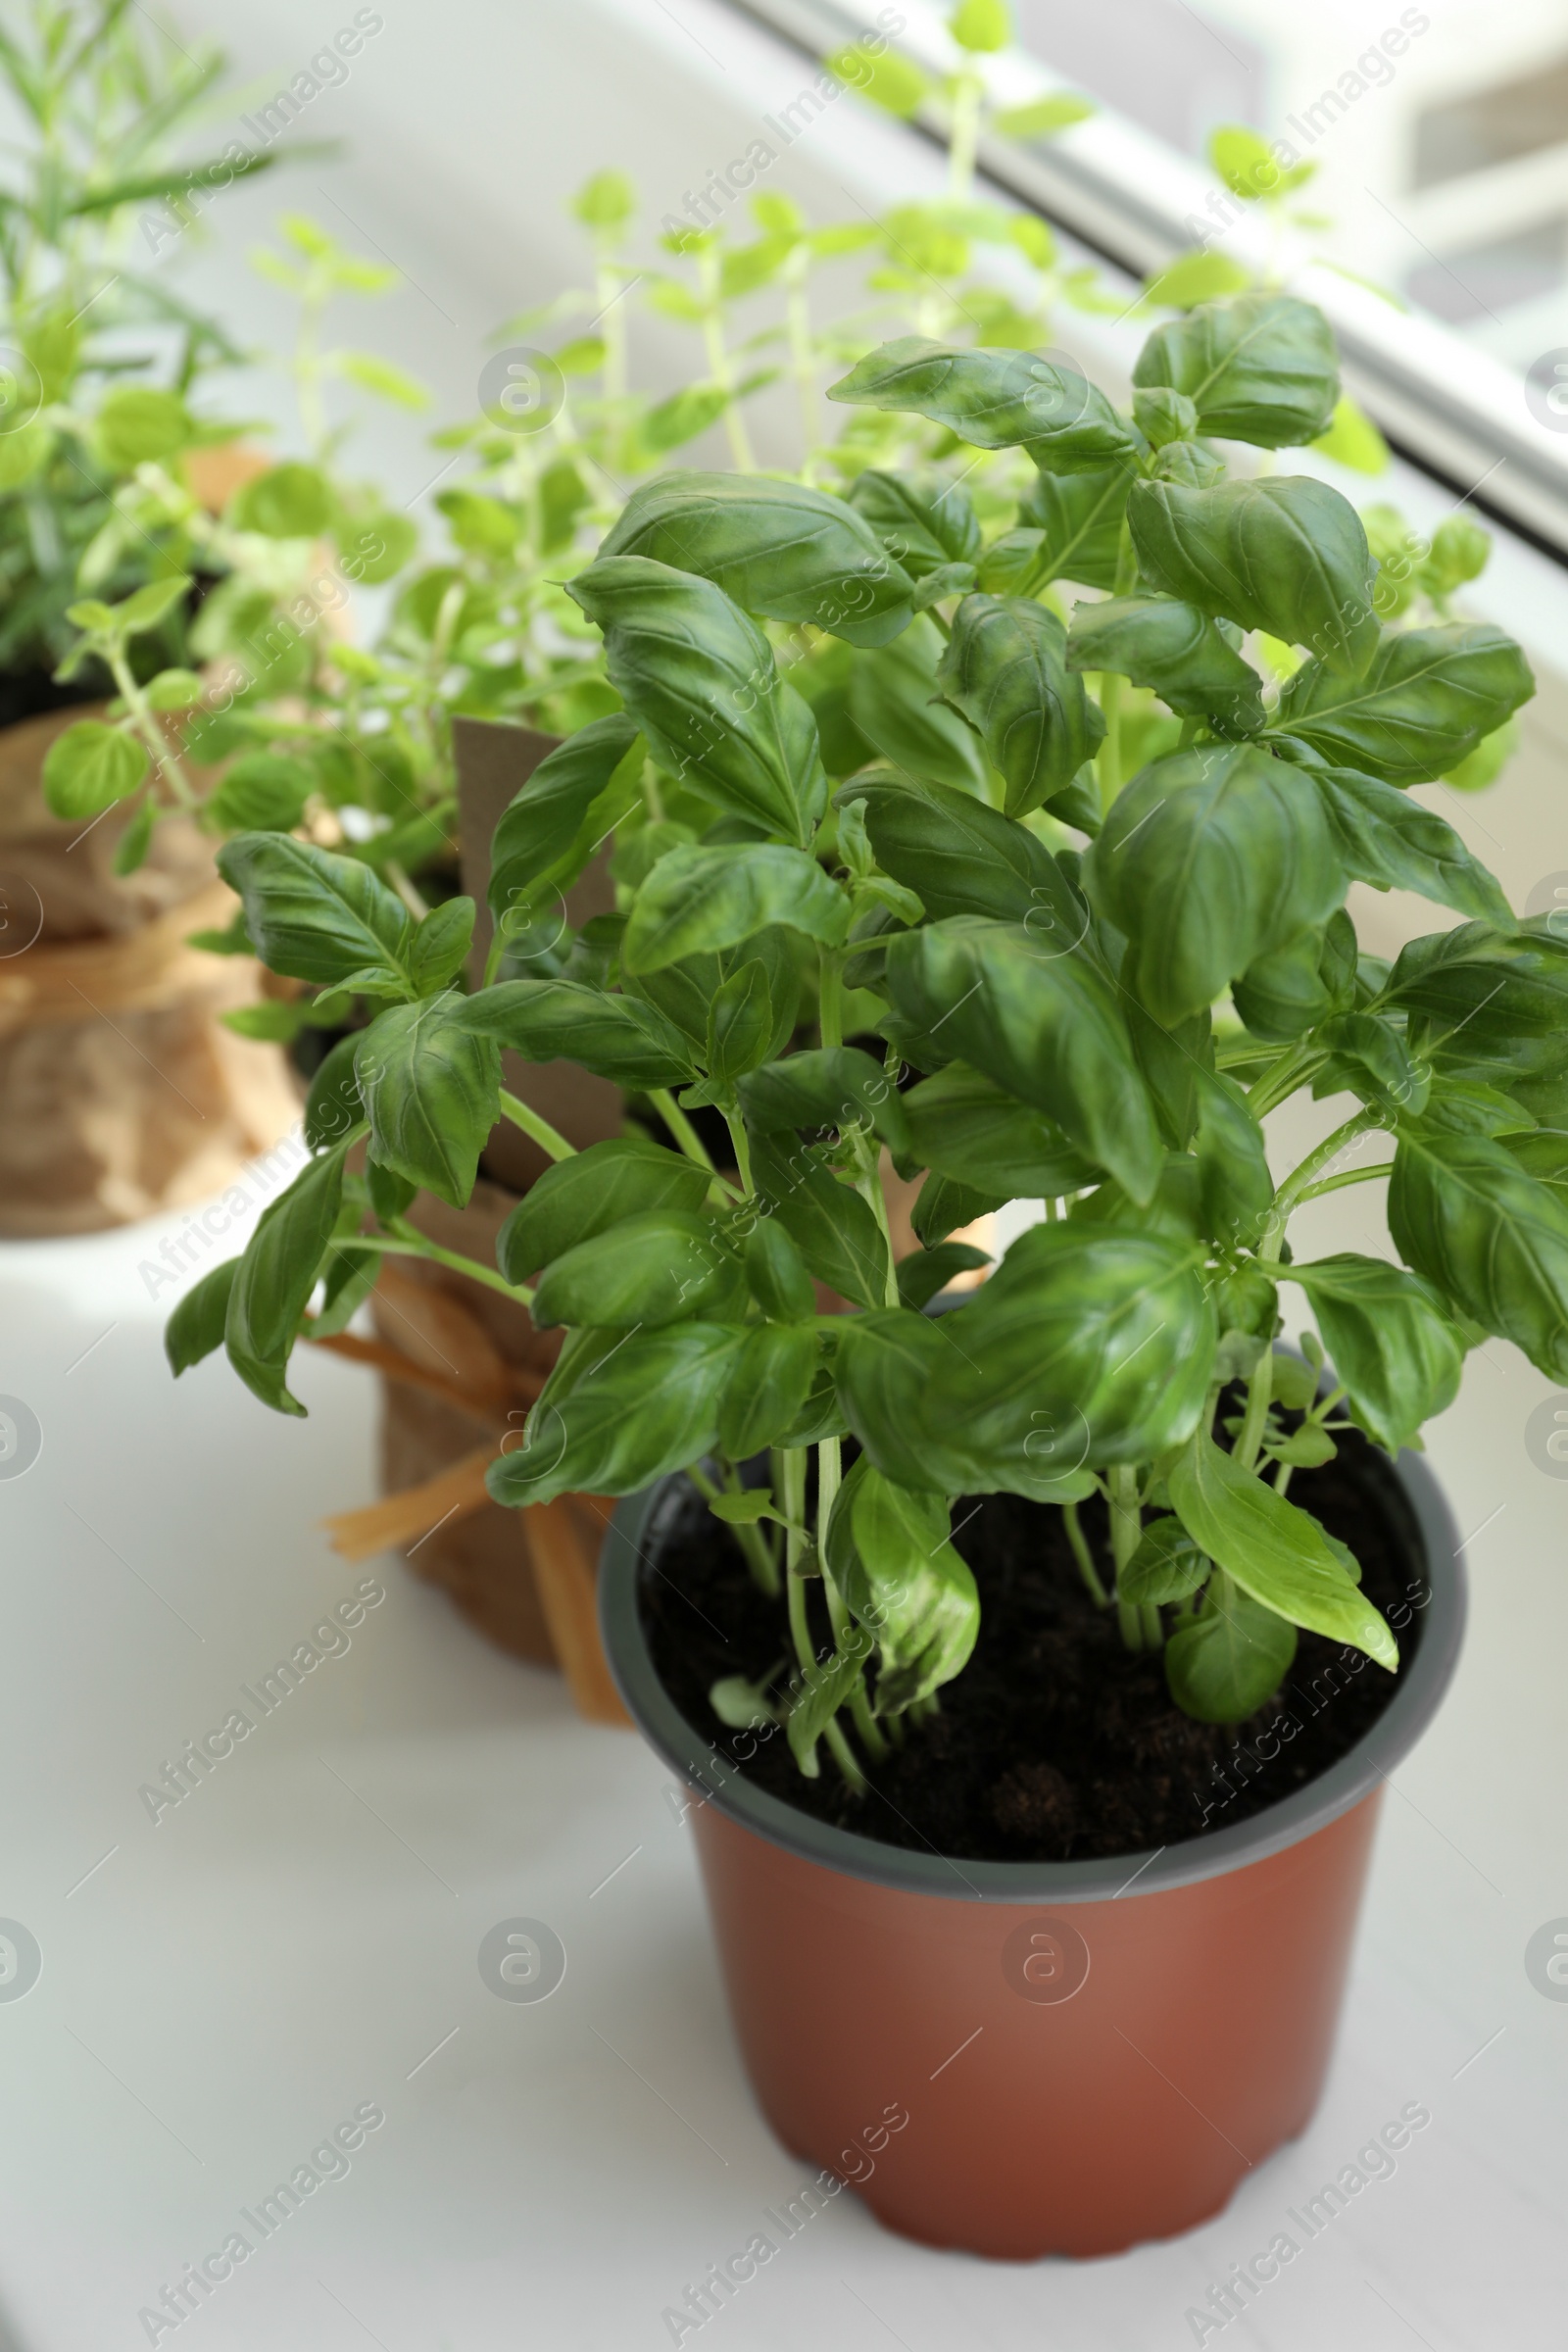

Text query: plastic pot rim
(598, 1444), (1465, 1905)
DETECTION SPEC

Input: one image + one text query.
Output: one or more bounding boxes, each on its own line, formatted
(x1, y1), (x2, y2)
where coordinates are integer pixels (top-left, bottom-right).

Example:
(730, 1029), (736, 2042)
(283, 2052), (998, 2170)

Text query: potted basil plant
(168, 286), (1554, 2261)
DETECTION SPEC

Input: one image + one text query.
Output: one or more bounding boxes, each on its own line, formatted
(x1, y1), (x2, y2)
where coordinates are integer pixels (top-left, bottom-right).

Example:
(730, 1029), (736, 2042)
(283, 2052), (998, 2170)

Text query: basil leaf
(1119, 1515), (1208, 1606)
(488, 714), (642, 915)
(303, 1032), (367, 1152)
(785, 1635), (872, 1779)
(827, 336), (1139, 471)
(531, 1209), (737, 1330)
(750, 1132), (890, 1309)
(1086, 744), (1343, 1027)
(600, 470), (915, 647)
(225, 1135), (358, 1415)
(216, 833), (414, 990)
(1168, 1432), (1396, 1666)
(847, 1469), (979, 1714)
(1389, 1130), (1568, 1379)
(1271, 623), (1535, 780)
(1066, 594), (1264, 734)
(495, 1138), (710, 1282)
(455, 978), (695, 1088)
(565, 555), (826, 843)
(896, 1241), (991, 1308)
(706, 958), (774, 1087)
(354, 998), (501, 1210)
(836, 1224), (1213, 1494)
(1132, 291), (1339, 447)
(1127, 475), (1378, 675)
(621, 842), (849, 975)
(1164, 1572), (1298, 1723)
(902, 1060), (1097, 1196)
(408, 899), (475, 997)
(1233, 924), (1338, 1043)
(1315, 1009), (1430, 1118)
(886, 915), (1162, 1202)
(166, 1258), (240, 1376)
(744, 1216), (816, 1321)
(1384, 924), (1568, 1074)
(847, 466), (981, 578)
(935, 593), (1104, 815)
(844, 614), (989, 794)
(1012, 462), (1133, 591)
(41, 719), (149, 818)
(910, 1173), (1006, 1245)
(1310, 764), (1512, 929)
(717, 1323), (820, 1457)
(487, 1323), (743, 1506)
(623, 926), (799, 1059)
(1194, 1066), (1273, 1249)
(1293, 1254), (1464, 1453)
(738, 1047), (909, 1153)
(841, 769), (1088, 933)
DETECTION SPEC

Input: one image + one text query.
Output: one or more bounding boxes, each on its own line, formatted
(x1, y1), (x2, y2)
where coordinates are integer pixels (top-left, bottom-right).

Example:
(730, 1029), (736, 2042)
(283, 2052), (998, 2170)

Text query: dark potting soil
(641, 1421), (1431, 1864)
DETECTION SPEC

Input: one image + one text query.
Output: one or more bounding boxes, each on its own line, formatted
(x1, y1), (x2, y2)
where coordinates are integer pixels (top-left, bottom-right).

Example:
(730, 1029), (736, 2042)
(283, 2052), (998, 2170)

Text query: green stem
(698, 246), (755, 471)
(815, 1438), (888, 1762)
(1247, 1043), (1329, 1121)
(107, 646), (199, 810)
(947, 71), (982, 199)
(499, 1088), (577, 1163)
(379, 1220), (534, 1305)
(651, 1088), (714, 1172)
(1274, 1111), (1376, 1217)
(824, 1718), (868, 1793)
(722, 1106), (755, 1196)
(817, 948), (844, 1051)
(1291, 1160), (1392, 1206)
(1063, 1500), (1109, 1606)
(1107, 1463), (1145, 1649)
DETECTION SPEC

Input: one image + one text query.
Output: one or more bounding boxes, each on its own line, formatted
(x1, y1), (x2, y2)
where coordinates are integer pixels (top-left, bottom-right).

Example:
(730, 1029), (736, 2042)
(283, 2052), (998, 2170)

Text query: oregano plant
(169, 282), (1557, 1781)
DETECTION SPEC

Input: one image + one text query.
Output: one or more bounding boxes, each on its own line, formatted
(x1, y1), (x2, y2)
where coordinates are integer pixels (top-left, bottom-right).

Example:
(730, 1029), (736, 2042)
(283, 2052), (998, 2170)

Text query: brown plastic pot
(599, 1450), (1462, 2259)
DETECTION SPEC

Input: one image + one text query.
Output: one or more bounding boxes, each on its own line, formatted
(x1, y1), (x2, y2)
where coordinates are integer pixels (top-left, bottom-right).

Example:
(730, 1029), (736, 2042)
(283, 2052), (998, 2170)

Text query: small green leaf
(1133, 291), (1338, 448)
(41, 720), (149, 818)
(1164, 1571), (1298, 1723)
(531, 1210), (736, 1330)
(453, 979), (695, 1090)
(504, 1143), (710, 1294)
(823, 42), (931, 117)
(717, 1323), (819, 1456)
(1271, 624), (1535, 780)
(847, 1467), (979, 1714)
(230, 462), (333, 538)
(225, 1135), (359, 1415)
(166, 1258), (240, 1376)
(1121, 1515), (1209, 1606)
(600, 471), (916, 649)
(208, 752), (314, 834)
(486, 1323), (742, 1507)
(827, 338), (1139, 472)
(1067, 594), (1264, 733)
(1168, 1431), (1397, 1667)
(622, 843), (849, 974)
(936, 593), (1104, 814)
(1127, 474), (1378, 675)
(750, 1131), (890, 1309)
(488, 714), (642, 916)
(743, 1216), (817, 1322)
(566, 556), (826, 844)
(217, 833), (413, 990)
(354, 998), (501, 1210)
(738, 1047), (909, 1153)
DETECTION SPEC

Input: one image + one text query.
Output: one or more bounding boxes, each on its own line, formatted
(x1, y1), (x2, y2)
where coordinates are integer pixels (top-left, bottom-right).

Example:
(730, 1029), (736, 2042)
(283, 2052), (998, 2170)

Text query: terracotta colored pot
(600, 1451), (1462, 2259)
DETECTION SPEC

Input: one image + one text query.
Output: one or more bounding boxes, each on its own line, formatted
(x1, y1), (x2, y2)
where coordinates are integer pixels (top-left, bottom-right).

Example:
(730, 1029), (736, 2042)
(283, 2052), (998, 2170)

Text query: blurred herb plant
(171, 281), (1559, 1791)
(0, 0), (278, 692)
